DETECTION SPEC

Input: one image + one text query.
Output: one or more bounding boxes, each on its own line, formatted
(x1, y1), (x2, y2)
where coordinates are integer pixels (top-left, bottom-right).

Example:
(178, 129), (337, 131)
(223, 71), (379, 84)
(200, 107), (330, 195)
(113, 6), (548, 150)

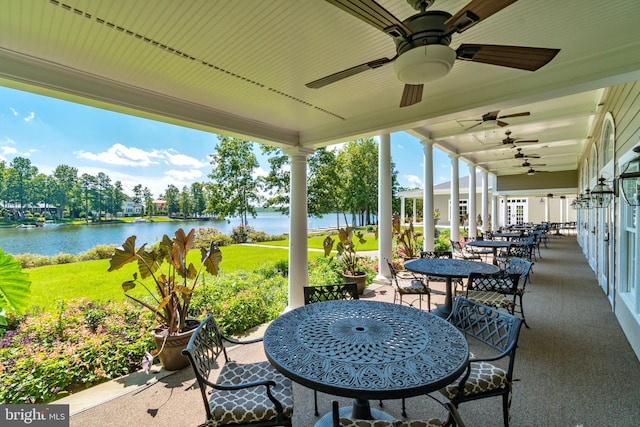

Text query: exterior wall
(578, 81), (640, 360)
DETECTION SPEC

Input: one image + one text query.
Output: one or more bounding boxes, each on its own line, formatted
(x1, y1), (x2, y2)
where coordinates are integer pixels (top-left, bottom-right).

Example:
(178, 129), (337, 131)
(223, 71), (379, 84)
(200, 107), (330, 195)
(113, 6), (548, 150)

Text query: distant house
(398, 172), (577, 228)
(120, 199), (142, 217)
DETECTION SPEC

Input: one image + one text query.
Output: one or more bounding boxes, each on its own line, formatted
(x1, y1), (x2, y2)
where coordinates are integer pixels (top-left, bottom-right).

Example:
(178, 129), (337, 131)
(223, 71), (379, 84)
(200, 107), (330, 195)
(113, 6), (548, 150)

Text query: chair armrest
(222, 334), (264, 346)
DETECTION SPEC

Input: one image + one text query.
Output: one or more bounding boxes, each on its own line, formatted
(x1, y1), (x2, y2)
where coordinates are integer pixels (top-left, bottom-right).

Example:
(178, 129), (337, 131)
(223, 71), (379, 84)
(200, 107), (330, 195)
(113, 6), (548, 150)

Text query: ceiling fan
(460, 110), (530, 131)
(513, 147), (540, 159)
(307, 0), (560, 107)
(502, 130), (539, 146)
(520, 160), (546, 168)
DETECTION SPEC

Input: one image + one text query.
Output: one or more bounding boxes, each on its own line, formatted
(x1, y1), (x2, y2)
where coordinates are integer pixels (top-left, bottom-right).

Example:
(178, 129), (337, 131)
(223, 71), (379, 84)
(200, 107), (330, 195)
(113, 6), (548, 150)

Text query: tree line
(1, 136), (401, 226)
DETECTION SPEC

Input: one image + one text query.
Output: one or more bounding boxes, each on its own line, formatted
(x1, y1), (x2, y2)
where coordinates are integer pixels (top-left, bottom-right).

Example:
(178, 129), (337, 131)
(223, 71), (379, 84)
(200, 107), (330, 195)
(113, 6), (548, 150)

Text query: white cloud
(23, 112), (35, 122)
(75, 143), (163, 166)
(10, 108), (18, 116)
(1, 146), (18, 155)
(253, 166), (269, 178)
(404, 174), (422, 187)
(164, 150), (208, 168)
(164, 169), (203, 181)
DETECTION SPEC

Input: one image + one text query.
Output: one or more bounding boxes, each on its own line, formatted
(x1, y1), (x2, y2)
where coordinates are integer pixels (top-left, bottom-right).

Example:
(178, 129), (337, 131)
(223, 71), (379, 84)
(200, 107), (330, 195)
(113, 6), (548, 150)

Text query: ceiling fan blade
(464, 121), (484, 131)
(400, 84), (423, 108)
(325, 0), (412, 37)
(515, 139), (539, 143)
(446, 0), (518, 32)
(456, 44), (560, 71)
(524, 154), (541, 159)
(498, 111), (530, 119)
(306, 57), (394, 88)
(496, 120), (509, 127)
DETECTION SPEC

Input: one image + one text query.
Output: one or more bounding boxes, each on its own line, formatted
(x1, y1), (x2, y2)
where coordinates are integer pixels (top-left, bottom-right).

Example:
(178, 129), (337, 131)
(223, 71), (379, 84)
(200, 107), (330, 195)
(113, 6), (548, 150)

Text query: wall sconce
(581, 189), (592, 209)
(590, 176), (615, 208)
(618, 145), (640, 206)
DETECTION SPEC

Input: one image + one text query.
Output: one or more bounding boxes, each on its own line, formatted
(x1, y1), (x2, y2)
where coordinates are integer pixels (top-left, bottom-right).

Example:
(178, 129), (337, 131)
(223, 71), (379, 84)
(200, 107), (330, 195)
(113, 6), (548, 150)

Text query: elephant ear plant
(108, 228), (221, 370)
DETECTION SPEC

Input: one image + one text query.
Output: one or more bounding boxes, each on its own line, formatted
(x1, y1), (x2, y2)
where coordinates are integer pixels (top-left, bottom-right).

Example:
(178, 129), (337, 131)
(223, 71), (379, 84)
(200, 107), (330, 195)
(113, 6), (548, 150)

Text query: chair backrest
(449, 240), (463, 254)
(448, 297), (523, 361)
(466, 272), (520, 294)
(304, 283), (359, 304)
(182, 314), (228, 419)
(506, 257), (534, 286)
(420, 250), (453, 259)
(331, 401), (466, 427)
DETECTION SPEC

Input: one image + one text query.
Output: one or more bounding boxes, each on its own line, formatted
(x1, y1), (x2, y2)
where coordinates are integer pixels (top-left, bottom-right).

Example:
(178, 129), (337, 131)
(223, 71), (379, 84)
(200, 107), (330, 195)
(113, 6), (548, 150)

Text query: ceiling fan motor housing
(393, 11), (456, 84)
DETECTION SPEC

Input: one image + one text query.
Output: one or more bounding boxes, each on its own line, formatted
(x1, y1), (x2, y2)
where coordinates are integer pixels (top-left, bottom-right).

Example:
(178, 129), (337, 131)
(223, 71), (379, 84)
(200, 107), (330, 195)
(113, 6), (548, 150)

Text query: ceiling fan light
(393, 44), (456, 84)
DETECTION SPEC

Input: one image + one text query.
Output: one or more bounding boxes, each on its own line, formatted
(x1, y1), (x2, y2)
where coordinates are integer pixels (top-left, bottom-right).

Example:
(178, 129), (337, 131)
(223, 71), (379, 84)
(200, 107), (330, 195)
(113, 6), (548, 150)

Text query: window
(600, 113), (615, 168)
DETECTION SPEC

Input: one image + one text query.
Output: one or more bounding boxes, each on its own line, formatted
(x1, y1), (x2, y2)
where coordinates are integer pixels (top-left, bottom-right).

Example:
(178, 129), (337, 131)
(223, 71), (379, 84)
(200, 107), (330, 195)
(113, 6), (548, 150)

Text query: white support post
(450, 154), (460, 242)
(378, 134), (393, 281)
(468, 164), (477, 238)
(421, 140), (435, 251)
(285, 147), (314, 309)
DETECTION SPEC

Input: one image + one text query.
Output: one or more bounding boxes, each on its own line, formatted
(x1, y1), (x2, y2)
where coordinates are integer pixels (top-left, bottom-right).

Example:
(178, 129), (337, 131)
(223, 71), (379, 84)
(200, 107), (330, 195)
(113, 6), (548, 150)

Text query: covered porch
(65, 235), (640, 426)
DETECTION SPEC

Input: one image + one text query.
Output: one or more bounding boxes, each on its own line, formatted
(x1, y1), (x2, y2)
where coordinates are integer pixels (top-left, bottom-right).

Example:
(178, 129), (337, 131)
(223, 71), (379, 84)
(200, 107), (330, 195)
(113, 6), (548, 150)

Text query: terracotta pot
(152, 319), (200, 371)
(342, 272), (367, 295)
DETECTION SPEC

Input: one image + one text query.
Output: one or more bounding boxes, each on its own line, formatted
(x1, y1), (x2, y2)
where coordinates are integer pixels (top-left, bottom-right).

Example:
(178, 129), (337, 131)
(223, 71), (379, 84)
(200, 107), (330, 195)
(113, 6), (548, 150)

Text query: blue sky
(0, 85), (453, 198)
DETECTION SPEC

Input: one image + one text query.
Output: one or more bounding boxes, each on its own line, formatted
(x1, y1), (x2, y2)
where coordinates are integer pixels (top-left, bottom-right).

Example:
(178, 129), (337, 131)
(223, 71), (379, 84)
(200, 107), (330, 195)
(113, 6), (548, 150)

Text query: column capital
(420, 139), (435, 148)
(449, 152), (459, 160)
(283, 146), (315, 159)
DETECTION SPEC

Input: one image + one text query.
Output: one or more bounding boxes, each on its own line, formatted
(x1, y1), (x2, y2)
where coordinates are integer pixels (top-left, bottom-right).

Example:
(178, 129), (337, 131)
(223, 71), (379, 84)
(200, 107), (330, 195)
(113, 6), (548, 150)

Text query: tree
(95, 172), (111, 222)
(260, 145), (290, 214)
(79, 173), (97, 223)
(143, 187), (154, 219)
(308, 148), (341, 223)
(109, 181), (127, 218)
(164, 184), (180, 217)
(7, 157), (37, 210)
(190, 182), (206, 217)
(179, 185), (192, 219)
(53, 165), (78, 219)
(207, 136), (261, 226)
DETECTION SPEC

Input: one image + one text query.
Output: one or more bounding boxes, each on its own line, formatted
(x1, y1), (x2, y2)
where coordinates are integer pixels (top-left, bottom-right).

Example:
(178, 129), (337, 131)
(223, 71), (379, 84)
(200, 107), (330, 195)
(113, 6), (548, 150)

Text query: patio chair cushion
(464, 290), (515, 310)
(338, 419), (444, 427)
(440, 352), (508, 399)
(210, 360), (294, 425)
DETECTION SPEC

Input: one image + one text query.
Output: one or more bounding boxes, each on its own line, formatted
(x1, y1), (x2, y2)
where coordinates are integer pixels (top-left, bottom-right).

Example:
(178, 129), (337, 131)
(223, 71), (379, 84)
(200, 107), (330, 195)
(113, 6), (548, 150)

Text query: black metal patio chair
(182, 314), (294, 427)
(439, 297), (523, 427)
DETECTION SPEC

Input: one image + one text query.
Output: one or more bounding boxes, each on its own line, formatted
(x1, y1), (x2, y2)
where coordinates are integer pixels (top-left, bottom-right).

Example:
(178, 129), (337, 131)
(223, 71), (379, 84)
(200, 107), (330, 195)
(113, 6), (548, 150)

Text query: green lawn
(255, 230), (379, 251)
(26, 244), (326, 311)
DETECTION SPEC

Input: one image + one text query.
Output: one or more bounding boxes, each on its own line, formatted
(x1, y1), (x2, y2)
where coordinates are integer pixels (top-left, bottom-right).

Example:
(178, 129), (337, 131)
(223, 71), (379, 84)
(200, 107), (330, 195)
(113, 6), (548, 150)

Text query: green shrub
(77, 245), (115, 261)
(231, 225), (253, 243)
(194, 227), (234, 248)
(188, 270), (287, 336)
(52, 253), (76, 265)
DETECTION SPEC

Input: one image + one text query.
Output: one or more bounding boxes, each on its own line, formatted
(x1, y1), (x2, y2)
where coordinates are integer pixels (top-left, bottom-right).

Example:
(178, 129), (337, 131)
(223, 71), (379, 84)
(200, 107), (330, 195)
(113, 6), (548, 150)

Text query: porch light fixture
(618, 145), (640, 206)
(590, 176), (615, 208)
(393, 45), (456, 84)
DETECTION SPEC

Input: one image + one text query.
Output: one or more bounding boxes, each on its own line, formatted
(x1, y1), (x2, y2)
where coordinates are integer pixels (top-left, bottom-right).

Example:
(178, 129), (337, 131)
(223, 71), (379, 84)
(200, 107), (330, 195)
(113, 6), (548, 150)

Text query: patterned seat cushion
(339, 418), (444, 427)
(440, 352), (508, 399)
(210, 360), (294, 425)
(464, 290), (514, 310)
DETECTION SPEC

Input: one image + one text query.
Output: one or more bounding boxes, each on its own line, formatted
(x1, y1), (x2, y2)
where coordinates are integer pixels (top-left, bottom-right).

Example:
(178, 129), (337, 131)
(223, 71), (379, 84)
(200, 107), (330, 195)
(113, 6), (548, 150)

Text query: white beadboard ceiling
(1, 0), (640, 183)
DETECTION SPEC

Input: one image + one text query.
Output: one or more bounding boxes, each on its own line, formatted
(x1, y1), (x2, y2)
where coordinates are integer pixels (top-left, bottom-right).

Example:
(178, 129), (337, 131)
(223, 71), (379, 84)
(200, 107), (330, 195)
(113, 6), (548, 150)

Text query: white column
(468, 164), (477, 238)
(412, 198), (417, 224)
(481, 170), (489, 233)
(421, 140), (435, 251)
(450, 154), (460, 242)
(285, 147), (314, 309)
(501, 195), (508, 227)
(545, 197), (550, 222)
(400, 196), (406, 225)
(491, 194), (498, 231)
(378, 134), (393, 281)
(559, 197), (565, 224)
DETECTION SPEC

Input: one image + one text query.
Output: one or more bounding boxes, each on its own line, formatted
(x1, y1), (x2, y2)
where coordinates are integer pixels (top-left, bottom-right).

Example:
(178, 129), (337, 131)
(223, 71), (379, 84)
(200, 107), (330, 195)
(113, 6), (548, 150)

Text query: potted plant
(108, 227), (222, 371)
(392, 214), (420, 260)
(323, 226), (368, 294)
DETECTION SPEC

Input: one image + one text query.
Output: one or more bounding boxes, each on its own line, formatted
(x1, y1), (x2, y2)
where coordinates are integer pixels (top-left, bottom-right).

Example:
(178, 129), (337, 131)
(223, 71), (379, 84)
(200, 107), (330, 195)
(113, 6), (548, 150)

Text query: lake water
(0, 212), (346, 257)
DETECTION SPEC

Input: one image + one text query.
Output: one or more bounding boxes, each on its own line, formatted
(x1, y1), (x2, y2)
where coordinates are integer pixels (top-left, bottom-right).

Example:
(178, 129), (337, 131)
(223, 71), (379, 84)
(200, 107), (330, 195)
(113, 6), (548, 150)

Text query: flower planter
(342, 272), (367, 295)
(152, 319), (200, 371)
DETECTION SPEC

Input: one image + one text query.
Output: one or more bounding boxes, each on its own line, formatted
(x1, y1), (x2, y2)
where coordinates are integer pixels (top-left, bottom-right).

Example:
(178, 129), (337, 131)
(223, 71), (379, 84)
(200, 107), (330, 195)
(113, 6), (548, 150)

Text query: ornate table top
(465, 240), (512, 248)
(404, 258), (500, 278)
(263, 300), (468, 400)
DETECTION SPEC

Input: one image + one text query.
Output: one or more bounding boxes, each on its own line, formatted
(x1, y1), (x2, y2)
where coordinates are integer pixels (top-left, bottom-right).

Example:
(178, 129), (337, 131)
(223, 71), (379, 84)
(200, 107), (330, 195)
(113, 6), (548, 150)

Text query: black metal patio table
(404, 258), (500, 317)
(492, 232), (525, 240)
(465, 240), (513, 265)
(263, 299), (468, 426)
